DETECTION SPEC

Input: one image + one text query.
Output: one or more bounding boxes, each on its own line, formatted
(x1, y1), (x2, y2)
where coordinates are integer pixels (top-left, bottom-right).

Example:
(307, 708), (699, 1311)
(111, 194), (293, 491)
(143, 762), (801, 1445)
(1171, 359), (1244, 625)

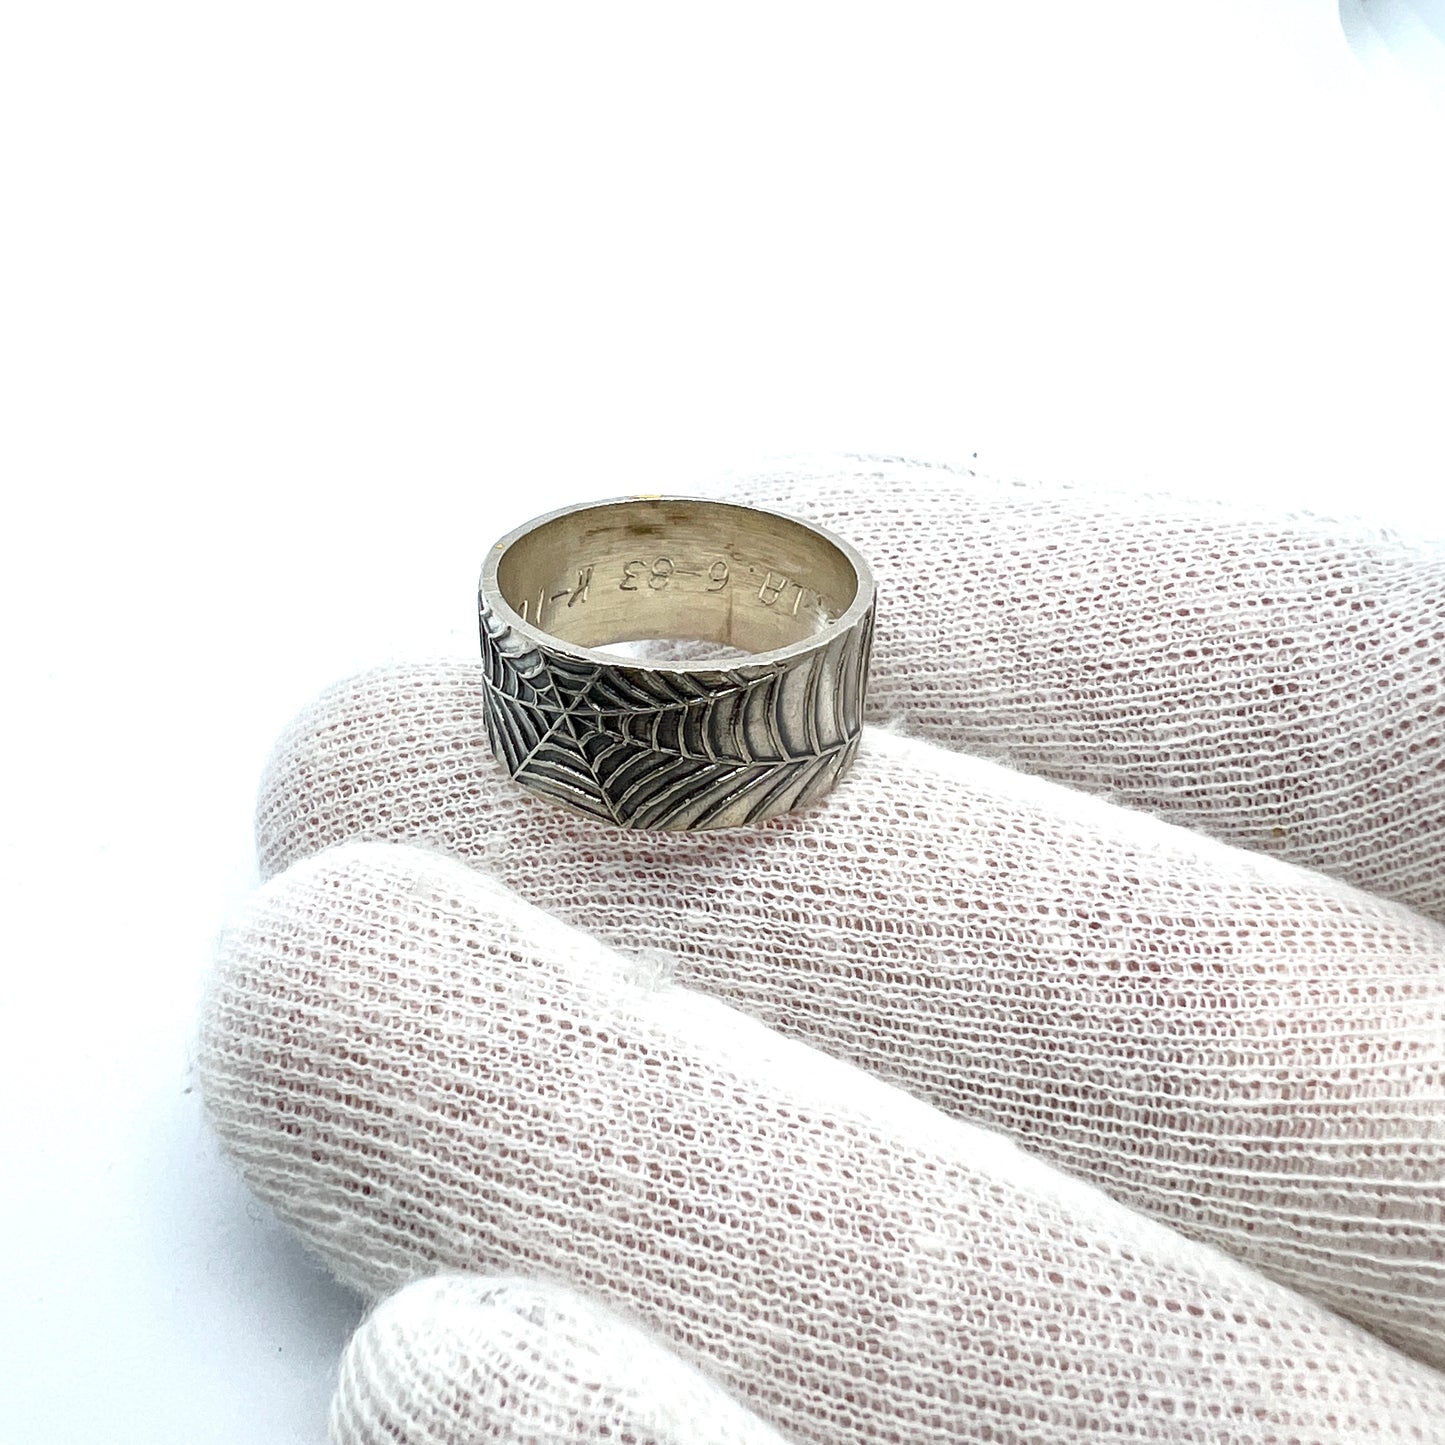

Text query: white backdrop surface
(2, 3), (1443, 1442)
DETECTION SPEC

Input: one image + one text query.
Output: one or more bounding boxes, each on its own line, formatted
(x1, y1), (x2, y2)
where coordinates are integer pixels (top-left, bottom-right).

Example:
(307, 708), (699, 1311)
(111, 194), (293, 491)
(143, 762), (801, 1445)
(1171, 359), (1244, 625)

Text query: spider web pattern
(478, 592), (873, 829)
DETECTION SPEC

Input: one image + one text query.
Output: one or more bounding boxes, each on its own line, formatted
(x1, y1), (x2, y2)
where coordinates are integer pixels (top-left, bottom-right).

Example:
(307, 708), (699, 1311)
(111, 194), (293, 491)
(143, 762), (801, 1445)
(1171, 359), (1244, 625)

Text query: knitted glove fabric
(204, 843), (1445, 1444)
(249, 670), (1445, 1370)
(331, 1275), (790, 1445)
(202, 463), (1445, 1441)
(714, 457), (1445, 923)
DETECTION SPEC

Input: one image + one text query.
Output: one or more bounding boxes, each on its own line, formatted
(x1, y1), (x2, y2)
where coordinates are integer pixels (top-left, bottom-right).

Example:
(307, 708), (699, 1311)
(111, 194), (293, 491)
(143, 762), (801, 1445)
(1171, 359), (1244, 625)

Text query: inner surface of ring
(495, 499), (860, 653)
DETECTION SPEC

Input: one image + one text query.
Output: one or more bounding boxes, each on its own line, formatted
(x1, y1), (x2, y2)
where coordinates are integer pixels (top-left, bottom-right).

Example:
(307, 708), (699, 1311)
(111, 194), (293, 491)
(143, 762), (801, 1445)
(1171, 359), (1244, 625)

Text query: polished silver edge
(477, 494), (876, 672)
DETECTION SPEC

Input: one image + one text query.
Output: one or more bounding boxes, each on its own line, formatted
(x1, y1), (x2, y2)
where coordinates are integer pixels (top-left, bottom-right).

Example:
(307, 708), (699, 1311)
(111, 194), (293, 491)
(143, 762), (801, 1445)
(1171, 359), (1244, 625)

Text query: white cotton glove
(332, 1275), (790, 1445)
(715, 458), (1445, 922)
(201, 459), (1445, 1443)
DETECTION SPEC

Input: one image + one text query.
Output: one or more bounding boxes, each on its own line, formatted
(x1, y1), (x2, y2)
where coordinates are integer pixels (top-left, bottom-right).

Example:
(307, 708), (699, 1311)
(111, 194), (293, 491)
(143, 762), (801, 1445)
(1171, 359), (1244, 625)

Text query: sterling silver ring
(477, 496), (876, 830)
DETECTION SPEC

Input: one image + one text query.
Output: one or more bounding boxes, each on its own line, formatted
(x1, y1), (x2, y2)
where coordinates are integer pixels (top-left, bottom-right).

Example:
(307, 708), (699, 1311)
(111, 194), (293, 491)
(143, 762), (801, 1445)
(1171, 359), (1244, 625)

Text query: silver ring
(477, 496), (876, 830)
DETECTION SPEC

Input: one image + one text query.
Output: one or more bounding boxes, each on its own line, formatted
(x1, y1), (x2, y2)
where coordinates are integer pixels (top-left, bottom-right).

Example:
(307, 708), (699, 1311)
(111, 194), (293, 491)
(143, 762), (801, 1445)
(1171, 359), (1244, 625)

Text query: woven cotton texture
(254, 664), (1445, 1371)
(331, 1274), (789, 1445)
(202, 843), (1445, 1445)
(708, 458), (1445, 923)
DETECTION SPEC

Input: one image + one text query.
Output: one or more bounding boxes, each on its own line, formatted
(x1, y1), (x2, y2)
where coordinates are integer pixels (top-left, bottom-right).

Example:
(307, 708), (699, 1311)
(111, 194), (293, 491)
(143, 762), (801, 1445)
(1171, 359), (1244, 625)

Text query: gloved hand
(200, 457), (1445, 1443)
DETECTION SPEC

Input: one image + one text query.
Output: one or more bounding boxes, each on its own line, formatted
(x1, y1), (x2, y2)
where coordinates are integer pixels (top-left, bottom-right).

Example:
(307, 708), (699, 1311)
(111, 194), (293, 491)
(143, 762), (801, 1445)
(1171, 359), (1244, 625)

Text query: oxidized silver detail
(477, 497), (876, 830)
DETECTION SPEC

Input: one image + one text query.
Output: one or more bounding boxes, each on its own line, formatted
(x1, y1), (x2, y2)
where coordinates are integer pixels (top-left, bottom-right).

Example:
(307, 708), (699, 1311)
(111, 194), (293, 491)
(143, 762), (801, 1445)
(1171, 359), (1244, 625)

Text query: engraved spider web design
(478, 593), (873, 830)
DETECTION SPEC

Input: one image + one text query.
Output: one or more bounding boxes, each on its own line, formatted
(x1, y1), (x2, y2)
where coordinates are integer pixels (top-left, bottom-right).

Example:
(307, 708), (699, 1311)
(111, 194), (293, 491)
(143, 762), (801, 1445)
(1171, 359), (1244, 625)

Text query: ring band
(477, 496), (876, 830)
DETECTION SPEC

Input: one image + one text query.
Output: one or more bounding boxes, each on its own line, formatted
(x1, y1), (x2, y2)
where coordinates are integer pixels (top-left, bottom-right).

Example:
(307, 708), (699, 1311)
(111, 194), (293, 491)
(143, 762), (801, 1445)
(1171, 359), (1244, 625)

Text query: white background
(2, 3), (1443, 1441)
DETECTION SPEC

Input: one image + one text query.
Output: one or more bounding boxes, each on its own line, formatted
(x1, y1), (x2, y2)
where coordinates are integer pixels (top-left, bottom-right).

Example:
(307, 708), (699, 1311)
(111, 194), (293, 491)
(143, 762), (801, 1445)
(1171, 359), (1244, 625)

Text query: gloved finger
(332, 1274), (789, 1445)
(256, 662), (1445, 1369)
(710, 456), (1445, 919)
(201, 843), (1445, 1445)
